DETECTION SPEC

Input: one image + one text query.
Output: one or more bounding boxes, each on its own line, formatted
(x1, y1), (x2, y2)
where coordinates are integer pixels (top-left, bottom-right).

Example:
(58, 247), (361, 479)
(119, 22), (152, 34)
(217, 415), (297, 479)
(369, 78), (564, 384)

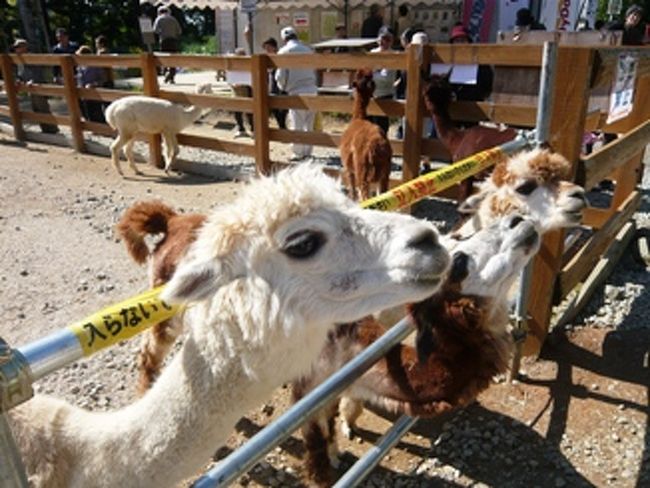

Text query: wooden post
(0, 54), (25, 141)
(402, 44), (429, 182)
(251, 54), (271, 174)
(140, 52), (162, 169)
(611, 152), (643, 209)
(60, 55), (85, 152)
(523, 47), (594, 356)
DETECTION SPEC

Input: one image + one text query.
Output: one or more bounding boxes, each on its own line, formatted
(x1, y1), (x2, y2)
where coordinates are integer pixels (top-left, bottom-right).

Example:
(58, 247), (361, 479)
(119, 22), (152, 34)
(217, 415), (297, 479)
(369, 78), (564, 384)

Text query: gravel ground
(0, 122), (648, 488)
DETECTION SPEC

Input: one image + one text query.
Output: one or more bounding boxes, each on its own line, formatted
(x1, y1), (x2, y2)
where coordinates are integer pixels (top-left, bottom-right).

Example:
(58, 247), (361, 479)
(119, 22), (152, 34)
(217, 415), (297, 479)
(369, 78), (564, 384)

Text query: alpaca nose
(407, 228), (439, 253)
(509, 215), (524, 228)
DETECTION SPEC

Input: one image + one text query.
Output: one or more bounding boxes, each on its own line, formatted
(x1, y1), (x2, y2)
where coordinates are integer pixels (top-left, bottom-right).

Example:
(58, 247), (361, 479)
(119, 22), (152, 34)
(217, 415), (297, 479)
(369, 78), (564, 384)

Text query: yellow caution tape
(361, 146), (507, 211)
(59, 143), (512, 359)
(67, 286), (180, 356)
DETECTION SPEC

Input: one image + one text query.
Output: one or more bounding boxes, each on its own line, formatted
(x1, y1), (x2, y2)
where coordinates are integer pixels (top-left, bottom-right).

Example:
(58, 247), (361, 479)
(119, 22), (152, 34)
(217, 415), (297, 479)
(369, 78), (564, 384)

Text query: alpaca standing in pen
(9, 164), (450, 488)
(423, 73), (517, 202)
(339, 68), (392, 200)
(105, 83), (212, 176)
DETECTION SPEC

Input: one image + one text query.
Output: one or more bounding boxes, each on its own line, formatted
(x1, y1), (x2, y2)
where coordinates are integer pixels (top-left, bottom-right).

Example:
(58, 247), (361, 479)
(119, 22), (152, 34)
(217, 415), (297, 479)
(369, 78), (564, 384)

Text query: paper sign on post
(607, 53), (638, 124)
(430, 64), (479, 85)
(449, 65), (478, 85)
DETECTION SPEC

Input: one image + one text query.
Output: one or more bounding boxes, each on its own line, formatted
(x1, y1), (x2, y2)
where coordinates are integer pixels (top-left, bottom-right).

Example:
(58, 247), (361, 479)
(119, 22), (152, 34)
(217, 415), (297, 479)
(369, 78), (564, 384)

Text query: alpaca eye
(515, 180), (537, 195)
(283, 231), (326, 259)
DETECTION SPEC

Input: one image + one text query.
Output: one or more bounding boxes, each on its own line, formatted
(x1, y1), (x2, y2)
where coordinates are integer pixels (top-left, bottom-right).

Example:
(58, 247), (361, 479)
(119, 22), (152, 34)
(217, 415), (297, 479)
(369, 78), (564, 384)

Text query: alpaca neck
(352, 92), (370, 120)
(428, 100), (461, 151)
(54, 285), (333, 487)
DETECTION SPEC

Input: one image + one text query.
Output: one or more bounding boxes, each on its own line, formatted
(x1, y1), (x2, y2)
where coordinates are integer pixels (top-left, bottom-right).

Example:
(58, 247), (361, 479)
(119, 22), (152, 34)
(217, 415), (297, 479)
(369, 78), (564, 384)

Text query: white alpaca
(105, 84), (212, 176)
(8, 165), (450, 488)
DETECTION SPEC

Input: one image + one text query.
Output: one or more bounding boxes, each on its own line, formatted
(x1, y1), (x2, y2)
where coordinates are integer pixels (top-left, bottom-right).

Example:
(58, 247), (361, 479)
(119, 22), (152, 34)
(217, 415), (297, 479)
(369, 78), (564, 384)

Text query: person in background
(608, 4), (646, 46)
(369, 26), (396, 137)
(361, 4), (384, 39)
(230, 47), (254, 138)
(275, 26), (318, 161)
(95, 35), (114, 89)
(514, 8), (546, 33)
(75, 45), (108, 123)
(153, 6), (182, 83)
(52, 27), (78, 84)
(13, 38), (58, 134)
(332, 23), (350, 53)
(395, 4), (411, 47)
(261, 37), (287, 130)
(448, 23), (493, 102)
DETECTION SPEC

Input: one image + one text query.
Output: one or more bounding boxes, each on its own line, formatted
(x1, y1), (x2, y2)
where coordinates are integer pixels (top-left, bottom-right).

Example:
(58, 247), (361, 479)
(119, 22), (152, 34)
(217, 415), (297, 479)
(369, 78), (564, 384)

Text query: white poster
(607, 53), (638, 124)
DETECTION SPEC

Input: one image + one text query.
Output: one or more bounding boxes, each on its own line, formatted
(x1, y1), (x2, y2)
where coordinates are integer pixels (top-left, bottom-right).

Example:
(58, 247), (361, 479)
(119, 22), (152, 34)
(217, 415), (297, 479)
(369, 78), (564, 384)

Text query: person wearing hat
(450, 24), (471, 44)
(447, 23), (493, 102)
(367, 26), (396, 137)
(332, 23), (350, 53)
(13, 39), (59, 134)
(608, 4), (646, 45)
(275, 26), (318, 161)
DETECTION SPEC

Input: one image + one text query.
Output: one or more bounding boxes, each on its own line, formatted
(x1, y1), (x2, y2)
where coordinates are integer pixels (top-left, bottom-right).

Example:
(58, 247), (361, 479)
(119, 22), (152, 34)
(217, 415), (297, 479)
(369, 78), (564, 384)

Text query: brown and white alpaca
(339, 68), (392, 201)
(375, 147), (587, 328)
(8, 164), (451, 488)
(453, 147), (587, 240)
(293, 213), (542, 486)
(423, 73), (517, 201)
(116, 200), (206, 392)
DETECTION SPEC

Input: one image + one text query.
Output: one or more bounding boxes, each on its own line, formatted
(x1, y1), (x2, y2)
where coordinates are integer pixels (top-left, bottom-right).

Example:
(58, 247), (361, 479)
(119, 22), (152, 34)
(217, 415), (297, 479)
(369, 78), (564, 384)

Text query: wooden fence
(0, 44), (648, 356)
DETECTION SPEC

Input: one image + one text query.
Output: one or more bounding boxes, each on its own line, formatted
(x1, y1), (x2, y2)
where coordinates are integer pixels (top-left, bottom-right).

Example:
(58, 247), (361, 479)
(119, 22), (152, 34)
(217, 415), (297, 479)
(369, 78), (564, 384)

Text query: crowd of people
(7, 2), (647, 150)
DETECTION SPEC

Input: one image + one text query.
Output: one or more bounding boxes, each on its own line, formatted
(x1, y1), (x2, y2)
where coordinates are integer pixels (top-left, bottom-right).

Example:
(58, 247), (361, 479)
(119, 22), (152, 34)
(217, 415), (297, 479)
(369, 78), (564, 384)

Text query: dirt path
(0, 133), (648, 487)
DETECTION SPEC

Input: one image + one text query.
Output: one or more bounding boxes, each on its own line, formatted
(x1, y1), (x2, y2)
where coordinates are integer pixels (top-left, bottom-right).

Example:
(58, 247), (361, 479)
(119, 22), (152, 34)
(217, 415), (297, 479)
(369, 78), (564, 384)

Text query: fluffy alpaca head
(422, 73), (453, 114)
(352, 68), (375, 99)
(448, 213), (541, 298)
(457, 148), (587, 236)
(162, 164), (450, 336)
(412, 213), (540, 361)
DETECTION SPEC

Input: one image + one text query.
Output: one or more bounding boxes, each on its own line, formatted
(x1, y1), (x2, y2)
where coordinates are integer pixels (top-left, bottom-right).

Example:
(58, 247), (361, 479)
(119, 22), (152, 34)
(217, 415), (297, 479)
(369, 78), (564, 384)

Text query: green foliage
(182, 36), (218, 55)
(4, 1), (218, 54)
(0, 0), (22, 52)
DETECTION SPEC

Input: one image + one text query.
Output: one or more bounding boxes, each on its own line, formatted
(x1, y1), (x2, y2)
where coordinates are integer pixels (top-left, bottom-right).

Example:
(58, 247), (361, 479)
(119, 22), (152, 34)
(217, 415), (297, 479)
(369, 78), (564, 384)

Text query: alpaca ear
(457, 192), (486, 214)
(161, 258), (229, 304)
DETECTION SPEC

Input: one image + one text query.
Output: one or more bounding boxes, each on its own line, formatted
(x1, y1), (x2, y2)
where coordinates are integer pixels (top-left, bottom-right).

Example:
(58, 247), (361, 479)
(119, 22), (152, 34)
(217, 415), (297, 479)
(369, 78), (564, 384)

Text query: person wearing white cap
(275, 26), (318, 161)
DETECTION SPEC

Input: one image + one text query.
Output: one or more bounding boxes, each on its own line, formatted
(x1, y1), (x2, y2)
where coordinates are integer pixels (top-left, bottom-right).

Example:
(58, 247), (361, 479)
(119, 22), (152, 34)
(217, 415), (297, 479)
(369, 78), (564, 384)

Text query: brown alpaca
(116, 200), (205, 392)
(340, 68), (392, 201)
(293, 214), (542, 486)
(423, 73), (517, 201)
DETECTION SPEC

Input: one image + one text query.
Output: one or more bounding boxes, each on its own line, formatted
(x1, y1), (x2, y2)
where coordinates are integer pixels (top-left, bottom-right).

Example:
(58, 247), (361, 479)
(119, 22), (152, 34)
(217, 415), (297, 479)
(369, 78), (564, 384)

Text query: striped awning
(142, 0), (460, 10)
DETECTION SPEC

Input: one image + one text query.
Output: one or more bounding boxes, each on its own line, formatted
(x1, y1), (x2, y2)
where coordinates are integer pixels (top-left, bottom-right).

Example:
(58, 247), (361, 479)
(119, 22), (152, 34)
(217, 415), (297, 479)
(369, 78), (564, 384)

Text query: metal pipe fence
(0, 132), (532, 488)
